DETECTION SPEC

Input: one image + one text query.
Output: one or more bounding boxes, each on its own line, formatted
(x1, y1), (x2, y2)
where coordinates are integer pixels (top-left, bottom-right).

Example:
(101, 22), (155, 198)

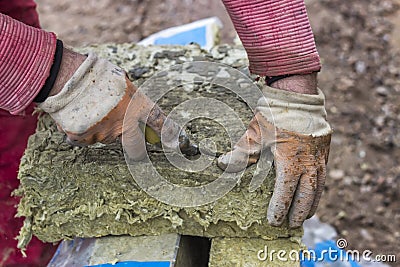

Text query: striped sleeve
(221, 0), (321, 76)
(0, 13), (56, 114)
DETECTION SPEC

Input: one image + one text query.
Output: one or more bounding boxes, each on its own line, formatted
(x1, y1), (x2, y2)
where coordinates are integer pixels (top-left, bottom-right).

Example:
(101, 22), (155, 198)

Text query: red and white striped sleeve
(221, 0), (321, 77)
(0, 13), (56, 114)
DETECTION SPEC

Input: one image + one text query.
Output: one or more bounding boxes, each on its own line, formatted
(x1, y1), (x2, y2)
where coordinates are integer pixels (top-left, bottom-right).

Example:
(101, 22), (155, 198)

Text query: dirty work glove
(217, 85), (332, 228)
(39, 52), (193, 160)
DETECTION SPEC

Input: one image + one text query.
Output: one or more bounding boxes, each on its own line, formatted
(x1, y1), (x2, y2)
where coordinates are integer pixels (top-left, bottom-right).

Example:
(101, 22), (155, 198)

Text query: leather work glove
(38, 52), (195, 160)
(217, 85), (332, 228)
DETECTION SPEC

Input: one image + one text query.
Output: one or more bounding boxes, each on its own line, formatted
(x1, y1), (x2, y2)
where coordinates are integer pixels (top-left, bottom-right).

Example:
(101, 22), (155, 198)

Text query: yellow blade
(142, 124), (161, 145)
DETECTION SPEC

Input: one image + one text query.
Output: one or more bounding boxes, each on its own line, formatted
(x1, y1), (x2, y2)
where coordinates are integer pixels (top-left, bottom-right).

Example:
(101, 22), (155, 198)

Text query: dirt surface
(36, 0), (236, 46)
(36, 0), (399, 265)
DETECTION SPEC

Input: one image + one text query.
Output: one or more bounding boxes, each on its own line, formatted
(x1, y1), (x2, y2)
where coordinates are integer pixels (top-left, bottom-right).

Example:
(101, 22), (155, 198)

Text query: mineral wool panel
(16, 44), (301, 250)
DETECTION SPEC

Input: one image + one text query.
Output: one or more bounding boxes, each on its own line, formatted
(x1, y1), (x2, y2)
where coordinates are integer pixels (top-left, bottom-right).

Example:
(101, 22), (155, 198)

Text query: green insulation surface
(16, 44), (301, 249)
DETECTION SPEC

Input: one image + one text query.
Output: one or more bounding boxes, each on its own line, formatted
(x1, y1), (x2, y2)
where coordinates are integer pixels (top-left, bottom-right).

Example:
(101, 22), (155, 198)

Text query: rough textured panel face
(209, 237), (301, 267)
(16, 44), (301, 249)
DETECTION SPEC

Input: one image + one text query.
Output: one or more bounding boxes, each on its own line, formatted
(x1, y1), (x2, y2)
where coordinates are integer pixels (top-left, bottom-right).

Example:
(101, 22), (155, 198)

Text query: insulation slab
(16, 44), (301, 250)
(209, 237), (301, 267)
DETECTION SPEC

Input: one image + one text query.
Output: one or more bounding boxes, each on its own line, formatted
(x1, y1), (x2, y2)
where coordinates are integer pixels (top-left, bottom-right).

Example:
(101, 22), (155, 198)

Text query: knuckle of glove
(40, 53), (131, 146)
(275, 128), (331, 162)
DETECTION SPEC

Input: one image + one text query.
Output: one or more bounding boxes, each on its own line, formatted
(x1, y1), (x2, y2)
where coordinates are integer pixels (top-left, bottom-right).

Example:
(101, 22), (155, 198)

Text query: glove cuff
(39, 52), (97, 113)
(34, 39), (64, 103)
(39, 52), (126, 134)
(256, 85), (332, 137)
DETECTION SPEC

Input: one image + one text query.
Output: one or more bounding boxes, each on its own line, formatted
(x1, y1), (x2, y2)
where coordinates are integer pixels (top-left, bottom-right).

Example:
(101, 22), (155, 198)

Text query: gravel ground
(36, 0), (400, 265)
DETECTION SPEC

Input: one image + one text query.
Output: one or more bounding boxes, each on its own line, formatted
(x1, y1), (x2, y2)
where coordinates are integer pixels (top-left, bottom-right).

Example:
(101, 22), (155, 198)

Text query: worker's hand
(38, 51), (195, 160)
(217, 83), (332, 228)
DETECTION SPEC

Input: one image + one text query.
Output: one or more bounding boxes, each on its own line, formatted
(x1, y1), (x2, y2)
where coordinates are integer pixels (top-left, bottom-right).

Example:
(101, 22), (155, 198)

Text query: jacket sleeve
(0, 13), (56, 114)
(221, 0), (321, 77)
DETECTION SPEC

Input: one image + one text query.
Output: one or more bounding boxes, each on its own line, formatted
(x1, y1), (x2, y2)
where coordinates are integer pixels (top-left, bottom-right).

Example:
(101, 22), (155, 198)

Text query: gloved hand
(217, 84), (332, 228)
(39, 52), (195, 160)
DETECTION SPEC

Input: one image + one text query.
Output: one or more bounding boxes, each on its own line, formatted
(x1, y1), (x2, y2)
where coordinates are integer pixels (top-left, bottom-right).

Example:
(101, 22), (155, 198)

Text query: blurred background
(36, 0), (400, 263)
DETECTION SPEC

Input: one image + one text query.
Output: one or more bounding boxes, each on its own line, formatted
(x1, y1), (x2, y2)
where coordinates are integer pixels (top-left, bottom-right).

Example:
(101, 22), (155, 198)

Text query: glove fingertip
(267, 213), (284, 227)
(216, 154), (229, 169)
(288, 209), (307, 228)
(288, 219), (303, 229)
(267, 204), (286, 227)
(217, 153), (247, 173)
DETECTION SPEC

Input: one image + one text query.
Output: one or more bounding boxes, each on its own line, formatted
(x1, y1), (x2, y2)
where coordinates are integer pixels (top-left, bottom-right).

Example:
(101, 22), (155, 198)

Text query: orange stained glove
(38, 52), (194, 160)
(217, 84), (332, 228)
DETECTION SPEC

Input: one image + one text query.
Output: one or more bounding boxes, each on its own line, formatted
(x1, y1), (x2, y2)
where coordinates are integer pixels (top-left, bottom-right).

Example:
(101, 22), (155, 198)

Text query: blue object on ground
(138, 17), (222, 50)
(153, 26), (206, 47)
(301, 240), (361, 267)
